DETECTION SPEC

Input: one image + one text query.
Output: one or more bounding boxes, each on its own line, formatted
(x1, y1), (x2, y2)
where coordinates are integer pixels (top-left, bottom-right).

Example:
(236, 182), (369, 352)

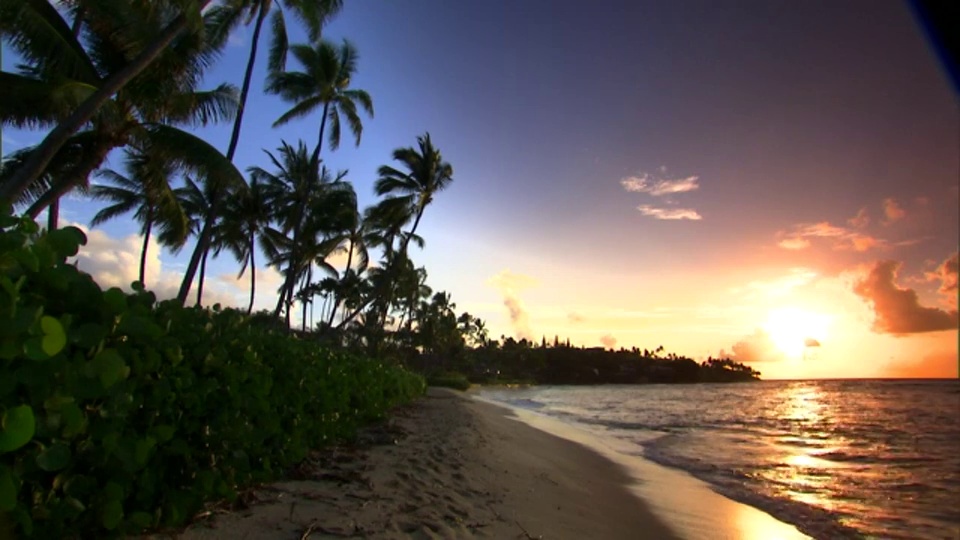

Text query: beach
(155, 388), (678, 539)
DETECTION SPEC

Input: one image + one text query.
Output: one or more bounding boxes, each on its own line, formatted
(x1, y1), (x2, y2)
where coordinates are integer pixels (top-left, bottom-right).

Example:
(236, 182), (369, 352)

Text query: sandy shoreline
(153, 387), (678, 539)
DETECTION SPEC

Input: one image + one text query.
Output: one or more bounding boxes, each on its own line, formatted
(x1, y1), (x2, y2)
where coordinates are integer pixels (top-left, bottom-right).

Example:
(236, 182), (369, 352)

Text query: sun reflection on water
(765, 384), (841, 512)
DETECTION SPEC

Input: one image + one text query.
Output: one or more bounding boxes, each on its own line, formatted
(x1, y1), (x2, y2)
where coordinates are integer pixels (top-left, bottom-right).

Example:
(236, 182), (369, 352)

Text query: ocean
(477, 379), (960, 540)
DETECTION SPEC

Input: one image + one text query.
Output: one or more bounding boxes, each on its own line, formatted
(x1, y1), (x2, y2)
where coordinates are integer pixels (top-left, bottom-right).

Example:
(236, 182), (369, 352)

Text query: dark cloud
(502, 297), (532, 341)
(854, 260), (959, 335)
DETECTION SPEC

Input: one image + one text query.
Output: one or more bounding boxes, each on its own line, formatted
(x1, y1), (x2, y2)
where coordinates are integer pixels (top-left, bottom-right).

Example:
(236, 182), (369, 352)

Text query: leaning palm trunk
(27, 140), (115, 218)
(178, 207), (216, 304)
(177, 6), (264, 306)
(139, 216), (153, 287)
(247, 230), (256, 314)
(196, 248), (208, 306)
(1, 6), (209, 203)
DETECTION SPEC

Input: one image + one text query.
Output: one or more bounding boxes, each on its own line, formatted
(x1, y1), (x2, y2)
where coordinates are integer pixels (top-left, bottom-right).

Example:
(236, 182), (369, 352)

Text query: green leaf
(0, 405), (35, 453)
(0, 465), (16, 511)
(36, 443), (71, 471)
(40, 316), (66, 356)
(60, 403), (84, 437)
(23, 337), (49, 361)
(128, 511), (153, 530)
(101, 500), (123, 530)
(102, 288), (127, 315)
(90, 349), (127, 389)
(45, 227), (86, 258)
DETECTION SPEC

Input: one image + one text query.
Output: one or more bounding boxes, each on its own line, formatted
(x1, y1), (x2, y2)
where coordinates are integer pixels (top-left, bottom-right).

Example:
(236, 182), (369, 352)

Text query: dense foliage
(0, 215), (424, 538)
(408, 338), (761, 386)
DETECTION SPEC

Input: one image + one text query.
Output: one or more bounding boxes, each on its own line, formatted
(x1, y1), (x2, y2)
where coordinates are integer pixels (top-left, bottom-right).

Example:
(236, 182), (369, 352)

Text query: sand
(152, 387), (679, 539)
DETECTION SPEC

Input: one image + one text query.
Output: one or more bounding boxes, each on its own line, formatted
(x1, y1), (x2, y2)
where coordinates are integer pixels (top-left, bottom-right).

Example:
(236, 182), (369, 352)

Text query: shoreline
(477, 394), (811, 540)
(158, 387), (677, 539)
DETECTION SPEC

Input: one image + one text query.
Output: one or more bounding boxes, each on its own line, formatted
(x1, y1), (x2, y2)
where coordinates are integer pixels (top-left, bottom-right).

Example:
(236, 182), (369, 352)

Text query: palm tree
(89, 146), (188, 287)
(215, 176), (272, 313)
(373, 133), (453, 324)
(251, 141), (355, 326)
(0, 0), (222, 202)
(266, 39), (373, 164)
(175, 0), (343, 305)
(1, 0), (241, 224)
(179, 176), (234, 307)
(374, 133), (454, 257)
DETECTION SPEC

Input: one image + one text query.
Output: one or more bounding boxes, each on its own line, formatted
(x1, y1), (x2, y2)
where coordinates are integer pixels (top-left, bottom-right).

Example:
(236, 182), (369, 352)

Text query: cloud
(778, 237), (811, 250)
(637, 205), (702, 220)
(925, 252), (959, 309)
(723, 329), (787, 363)
(882, 198), (905, 224)
(847, 207), (870, 229)
(732, 268), (819, 300)
(777, 221), (885, 252)
(883, 349), (959, 378)
(69, 224), (245, 309)
(487, 270), (537, 340)
(567, 312), (585, 324)
(853, 260), (959, 335)
(600, 334), (617, 349)
(620, 173), (700, 196)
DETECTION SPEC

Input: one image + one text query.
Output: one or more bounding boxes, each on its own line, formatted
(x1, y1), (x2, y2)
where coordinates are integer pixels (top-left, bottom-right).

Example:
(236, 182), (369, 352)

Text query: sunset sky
(3, 0), (958, 379)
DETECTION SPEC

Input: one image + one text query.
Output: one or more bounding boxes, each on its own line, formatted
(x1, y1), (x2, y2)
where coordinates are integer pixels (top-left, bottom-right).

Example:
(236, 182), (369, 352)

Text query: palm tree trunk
(139, 218), (153, 287)
(177, 191), (221, 305)
(301, 268), (311, 332)
(311, 103), (330, 166)
(27, 140), (114, 218)
(382, 206), (425, 326)
(247, 230), (256, 314)
(0, 6), (210, 203)
(47, 199), (59, 231)
(225, 6), (267, 161)
(327, 235), (354, 326)
(196, 247), (208, 307)
(43, 0), (87, 230)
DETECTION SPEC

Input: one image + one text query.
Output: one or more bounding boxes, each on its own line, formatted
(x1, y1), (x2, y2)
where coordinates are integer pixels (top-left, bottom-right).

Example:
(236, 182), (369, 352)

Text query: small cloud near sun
(637, 205), (702, 220)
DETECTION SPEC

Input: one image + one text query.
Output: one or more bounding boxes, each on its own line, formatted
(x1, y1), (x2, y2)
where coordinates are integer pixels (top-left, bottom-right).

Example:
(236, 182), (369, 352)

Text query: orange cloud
(777, 221), (885, 252)
(925, 252), (959, 309)
(723, 329), (788, 363)
(847, 207), (870, 229)
(882, 198), (906, 224)
(567, 312), (585, 323)
(487, 270), (537, 340)
(853, 260), (959, 335)
(883, 350), (959, 378)
(600, 334), (618, 349)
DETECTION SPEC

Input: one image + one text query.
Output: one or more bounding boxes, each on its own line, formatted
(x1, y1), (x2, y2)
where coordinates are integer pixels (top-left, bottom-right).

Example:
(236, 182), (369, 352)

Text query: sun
(763, 307), (831, 359)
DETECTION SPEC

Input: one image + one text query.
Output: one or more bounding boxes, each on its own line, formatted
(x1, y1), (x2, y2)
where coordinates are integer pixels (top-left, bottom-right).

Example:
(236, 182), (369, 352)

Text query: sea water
(478, 380), (960, 540)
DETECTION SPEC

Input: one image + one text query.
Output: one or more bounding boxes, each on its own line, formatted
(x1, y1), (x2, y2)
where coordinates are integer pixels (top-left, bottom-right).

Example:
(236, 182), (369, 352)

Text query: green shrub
(0, 213), (425, 538)
(426, 372), (471, 391)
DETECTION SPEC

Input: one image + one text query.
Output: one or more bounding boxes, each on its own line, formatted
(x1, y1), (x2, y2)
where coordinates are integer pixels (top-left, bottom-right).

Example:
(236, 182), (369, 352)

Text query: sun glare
(764, 307), (831, 359)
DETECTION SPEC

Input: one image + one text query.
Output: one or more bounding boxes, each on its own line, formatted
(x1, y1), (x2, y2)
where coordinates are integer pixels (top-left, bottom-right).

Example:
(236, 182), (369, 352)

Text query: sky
(2, 0), (958, 379)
